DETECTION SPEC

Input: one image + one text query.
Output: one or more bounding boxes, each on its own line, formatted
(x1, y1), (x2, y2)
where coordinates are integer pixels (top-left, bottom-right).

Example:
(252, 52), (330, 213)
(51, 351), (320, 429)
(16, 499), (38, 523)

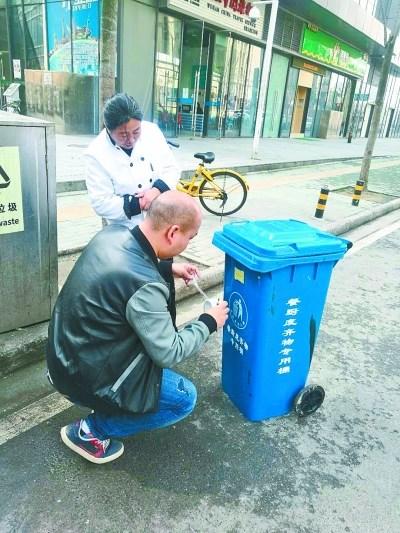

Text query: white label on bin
(229, 292), (248, 330)
(226, 323), (248, 356)
(0, 147), (24, 235)
(276, 296), (302, 375)
(277, 366), (291, 374)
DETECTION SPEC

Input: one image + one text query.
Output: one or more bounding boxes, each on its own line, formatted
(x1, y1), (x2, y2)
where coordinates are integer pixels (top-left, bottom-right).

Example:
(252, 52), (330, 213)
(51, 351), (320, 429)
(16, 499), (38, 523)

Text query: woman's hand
(137, 188), (161, 210)
(172, 263), (200, 285)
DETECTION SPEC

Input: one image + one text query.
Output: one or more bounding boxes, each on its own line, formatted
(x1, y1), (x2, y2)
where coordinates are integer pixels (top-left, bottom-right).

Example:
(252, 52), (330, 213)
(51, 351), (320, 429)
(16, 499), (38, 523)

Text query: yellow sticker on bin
(234, 267), (245, 284)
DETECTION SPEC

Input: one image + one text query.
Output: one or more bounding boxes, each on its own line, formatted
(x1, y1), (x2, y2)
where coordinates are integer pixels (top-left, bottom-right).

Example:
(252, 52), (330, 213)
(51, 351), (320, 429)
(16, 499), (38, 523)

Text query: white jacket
(85, 121), (180, 228)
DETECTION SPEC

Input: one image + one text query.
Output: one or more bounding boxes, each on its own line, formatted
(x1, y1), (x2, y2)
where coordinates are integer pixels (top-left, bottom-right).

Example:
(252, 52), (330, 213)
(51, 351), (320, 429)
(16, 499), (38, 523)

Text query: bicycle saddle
(194, 152), (215, 164)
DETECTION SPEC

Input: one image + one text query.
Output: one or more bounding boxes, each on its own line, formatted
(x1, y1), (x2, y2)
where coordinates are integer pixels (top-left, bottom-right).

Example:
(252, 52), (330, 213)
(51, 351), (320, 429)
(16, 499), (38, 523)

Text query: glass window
(333, 75), (345, 111)
(391, 76), (400, 137)
(206, 32), (232, 138)
(47, 1), (72, 72)
(349, 64), (371, 137)
(153, 14), (182, 137)
(240, 44), (262, 137)
(339, 78), (353, 135)
(263, 53), (289, 138)
(279, 66), (298, 137)
(178, 21), (210, 137)
(312, 71), (330, 136)
(46, 0), (99, 75)
(325, 72), (338, 110)
(24, 4), (44, 70)
(304, 73), (322, 136)
(0, 6), (11, 96)
(8, 6), (25, 71)
(71, 2), (100, 75)
(225, 39), (249, 137)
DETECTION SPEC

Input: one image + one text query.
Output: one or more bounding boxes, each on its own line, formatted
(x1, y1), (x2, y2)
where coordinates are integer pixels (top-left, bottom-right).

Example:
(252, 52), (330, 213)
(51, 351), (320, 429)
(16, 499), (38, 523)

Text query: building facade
(1, 0), (400, 139)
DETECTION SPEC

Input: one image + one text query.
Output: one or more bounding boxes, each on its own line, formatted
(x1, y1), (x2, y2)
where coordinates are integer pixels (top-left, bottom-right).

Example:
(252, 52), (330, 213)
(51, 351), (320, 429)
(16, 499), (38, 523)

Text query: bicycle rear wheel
(199, 170), (247, 216)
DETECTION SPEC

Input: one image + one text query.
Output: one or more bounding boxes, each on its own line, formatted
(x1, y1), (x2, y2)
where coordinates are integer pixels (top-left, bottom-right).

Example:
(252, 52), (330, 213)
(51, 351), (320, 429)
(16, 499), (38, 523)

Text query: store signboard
(301, 26), (368, 77)
(163, 0), (265, 41)
(292, 57), (326, 76)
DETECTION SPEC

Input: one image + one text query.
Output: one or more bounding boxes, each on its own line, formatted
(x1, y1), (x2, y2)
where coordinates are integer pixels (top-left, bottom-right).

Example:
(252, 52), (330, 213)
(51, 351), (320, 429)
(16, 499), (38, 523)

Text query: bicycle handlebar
(166, 139), (180, 149)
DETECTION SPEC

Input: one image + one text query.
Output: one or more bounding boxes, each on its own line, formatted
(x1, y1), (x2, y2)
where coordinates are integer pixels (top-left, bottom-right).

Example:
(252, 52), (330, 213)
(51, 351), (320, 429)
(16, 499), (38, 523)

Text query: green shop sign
(301, 26), (368, 77)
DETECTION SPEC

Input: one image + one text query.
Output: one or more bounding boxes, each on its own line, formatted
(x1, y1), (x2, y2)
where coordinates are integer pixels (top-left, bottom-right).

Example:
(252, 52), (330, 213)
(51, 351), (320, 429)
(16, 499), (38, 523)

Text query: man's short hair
(103, 93), (143, 131)
(148, 193), (196, 233)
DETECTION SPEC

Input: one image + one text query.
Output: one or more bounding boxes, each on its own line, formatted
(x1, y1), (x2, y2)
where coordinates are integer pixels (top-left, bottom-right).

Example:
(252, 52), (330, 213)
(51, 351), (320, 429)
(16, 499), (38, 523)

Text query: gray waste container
(0, 112), (57, 333)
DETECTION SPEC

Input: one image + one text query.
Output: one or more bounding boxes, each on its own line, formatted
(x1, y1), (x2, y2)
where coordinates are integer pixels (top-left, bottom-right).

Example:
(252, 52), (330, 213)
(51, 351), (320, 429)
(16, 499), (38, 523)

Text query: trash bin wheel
(293, 385), (325, 417)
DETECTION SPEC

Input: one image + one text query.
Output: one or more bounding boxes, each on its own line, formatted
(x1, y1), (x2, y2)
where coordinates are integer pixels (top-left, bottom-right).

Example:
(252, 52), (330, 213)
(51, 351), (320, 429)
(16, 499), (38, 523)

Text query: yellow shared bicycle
(169, 141), (249, 216)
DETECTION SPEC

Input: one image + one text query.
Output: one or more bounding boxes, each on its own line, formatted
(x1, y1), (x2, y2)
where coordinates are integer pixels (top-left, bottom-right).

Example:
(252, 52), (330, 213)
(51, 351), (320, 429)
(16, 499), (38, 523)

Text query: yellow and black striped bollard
(352, 180), (365, 206)
(314, 186), (330, 219)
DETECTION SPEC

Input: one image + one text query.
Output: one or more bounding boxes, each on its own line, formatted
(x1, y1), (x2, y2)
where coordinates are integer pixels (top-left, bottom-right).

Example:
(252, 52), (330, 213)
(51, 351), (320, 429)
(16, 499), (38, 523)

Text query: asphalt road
(0, 222), (399, 532)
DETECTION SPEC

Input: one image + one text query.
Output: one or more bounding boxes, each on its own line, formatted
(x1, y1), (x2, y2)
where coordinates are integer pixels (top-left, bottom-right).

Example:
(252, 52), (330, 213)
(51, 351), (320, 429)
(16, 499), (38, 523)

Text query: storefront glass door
(177, 21), (210, 138)
(224, 40), (249, 137)
(206, 35), (261, 137)
(304, 74), (322, 136)
(153, 14), (182, 137)
(240, 43), (262, 137)
(206, 32), (233, 138)
(279, 67), (299, 137)
(154, 16), (264, 139)
(263, 53), (289, 137)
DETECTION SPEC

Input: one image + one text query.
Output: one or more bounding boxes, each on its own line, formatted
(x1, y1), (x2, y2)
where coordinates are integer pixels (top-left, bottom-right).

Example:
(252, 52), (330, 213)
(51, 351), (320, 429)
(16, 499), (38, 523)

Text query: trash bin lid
(212, 219), (351, 272)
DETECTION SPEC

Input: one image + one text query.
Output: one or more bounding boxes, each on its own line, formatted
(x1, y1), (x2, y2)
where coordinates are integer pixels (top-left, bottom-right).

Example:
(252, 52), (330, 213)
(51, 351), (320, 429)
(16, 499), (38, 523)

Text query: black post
(352, 180), (365, 206)
(314, 186), (330, 219)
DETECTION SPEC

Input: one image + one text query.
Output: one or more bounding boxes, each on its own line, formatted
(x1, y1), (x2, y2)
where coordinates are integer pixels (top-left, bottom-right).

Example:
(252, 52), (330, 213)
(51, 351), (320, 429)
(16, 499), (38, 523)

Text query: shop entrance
(205, 32), (251, 138)
(178, 30), (262, 138)
(291, 86), (310, 135)
(205, 34), (262, 138)
(177, 27), (254, 138)
(206, 32), (233, 138)
(290, 70), (313, 137)
(153, 14), (262, 138)
(177, 21), (211, 138)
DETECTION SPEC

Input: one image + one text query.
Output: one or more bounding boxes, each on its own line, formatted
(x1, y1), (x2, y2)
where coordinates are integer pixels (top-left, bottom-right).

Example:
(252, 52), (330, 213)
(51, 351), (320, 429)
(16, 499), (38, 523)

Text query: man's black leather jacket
(46, 225), (215, 414)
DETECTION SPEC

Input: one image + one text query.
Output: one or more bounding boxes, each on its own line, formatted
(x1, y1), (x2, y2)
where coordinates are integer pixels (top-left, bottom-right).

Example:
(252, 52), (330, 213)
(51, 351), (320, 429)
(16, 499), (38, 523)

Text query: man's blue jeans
(85, 369), (197, 440)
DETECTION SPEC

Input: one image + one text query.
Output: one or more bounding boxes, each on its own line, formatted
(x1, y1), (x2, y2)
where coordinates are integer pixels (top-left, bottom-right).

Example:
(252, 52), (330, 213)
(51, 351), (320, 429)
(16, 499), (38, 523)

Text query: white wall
(313, 0), (386, 45)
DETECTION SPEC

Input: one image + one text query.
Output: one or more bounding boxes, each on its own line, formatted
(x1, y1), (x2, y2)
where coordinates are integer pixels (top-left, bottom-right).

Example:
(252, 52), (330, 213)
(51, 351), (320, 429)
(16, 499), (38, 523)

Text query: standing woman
(85, 93), (180, 228)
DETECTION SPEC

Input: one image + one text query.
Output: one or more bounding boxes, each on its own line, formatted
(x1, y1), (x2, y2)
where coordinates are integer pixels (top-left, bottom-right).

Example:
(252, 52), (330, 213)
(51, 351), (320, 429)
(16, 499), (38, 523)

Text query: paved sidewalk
(55, 133), (400, 191)
(57, 156), (400, 256)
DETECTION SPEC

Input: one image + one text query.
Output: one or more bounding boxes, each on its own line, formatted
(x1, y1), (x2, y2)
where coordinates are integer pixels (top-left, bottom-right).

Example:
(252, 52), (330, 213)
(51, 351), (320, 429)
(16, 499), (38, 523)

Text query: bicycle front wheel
(199, 170), (247, 216)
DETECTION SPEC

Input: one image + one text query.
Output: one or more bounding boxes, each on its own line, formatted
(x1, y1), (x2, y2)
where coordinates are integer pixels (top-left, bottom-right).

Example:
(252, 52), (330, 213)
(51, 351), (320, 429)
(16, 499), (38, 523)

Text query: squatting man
(46, 191), (229, 464)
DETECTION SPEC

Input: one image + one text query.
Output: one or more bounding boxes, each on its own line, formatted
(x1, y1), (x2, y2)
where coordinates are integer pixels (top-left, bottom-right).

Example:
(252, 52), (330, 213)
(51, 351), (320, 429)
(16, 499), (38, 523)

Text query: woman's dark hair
(103, 93), (143, 130)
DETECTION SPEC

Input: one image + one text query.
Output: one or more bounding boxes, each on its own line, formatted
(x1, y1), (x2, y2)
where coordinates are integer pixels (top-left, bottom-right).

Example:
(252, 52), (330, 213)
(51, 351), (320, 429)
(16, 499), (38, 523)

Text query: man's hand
(172, 263), (200, 285)
(206, 301), (229, 328)
(137, 188), (161, 210)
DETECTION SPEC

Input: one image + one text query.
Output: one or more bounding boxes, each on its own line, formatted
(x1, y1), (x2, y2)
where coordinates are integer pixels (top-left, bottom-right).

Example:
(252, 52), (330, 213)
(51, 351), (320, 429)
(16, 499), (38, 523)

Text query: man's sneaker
(60, 420), (124, 464)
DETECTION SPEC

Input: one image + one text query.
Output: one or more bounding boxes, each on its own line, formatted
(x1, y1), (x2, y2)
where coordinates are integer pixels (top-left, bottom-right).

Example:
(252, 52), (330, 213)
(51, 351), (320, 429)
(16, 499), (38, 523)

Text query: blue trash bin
(212, 219), (351, 421)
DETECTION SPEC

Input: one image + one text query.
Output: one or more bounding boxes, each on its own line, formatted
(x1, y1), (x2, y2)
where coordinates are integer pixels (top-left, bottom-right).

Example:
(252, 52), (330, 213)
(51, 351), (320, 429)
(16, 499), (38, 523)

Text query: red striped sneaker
(60, 420), (124, 464)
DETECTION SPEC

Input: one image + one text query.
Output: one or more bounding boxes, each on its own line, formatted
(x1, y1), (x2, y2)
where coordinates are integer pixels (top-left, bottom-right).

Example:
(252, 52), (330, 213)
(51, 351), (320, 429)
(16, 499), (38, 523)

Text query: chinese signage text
(166, 0), (265, 40)
(301, 26), (368, 77)
(276, 297), (301, 376)
(0, 147), (24, 235)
